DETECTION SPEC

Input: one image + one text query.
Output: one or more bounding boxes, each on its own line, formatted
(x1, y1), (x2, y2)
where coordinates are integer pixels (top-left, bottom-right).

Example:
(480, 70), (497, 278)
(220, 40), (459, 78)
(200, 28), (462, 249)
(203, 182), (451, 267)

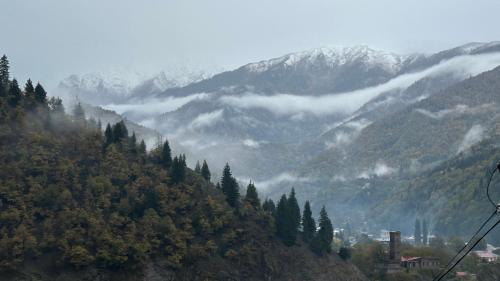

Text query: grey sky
(1, 0), (500, 88)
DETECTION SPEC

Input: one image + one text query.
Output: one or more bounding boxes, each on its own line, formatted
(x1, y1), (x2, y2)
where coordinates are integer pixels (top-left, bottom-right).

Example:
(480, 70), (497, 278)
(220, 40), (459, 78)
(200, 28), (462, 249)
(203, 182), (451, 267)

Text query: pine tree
(262, 199), (276, 215)
(112, 121), (128, 142)
(276, 194), (297, 246)
(288, 188), (301, 231)
(221, 163), (240, 208)
(244, 181), (260, 208)
(104, 124), (114, 147)
(48, 97), (64, 113)
(34, 83), (47, 103)
(161, 140), (172, 168)
(201, 160), (211, 181)
(311, 206), (333, 255)
(0, 55), (10, 86)
(302, 201), (316, 243)
(72, 102), (85, 122)
(138, 140), (147, 154)
(129, 132), (137, 153)
(24, 79), (35, 95)
(170, 156), (185, 184)
(414, 219), (422, 246)
(194, 161), (201, 173)
(422, 219), (428, 245)
(8, 79), (22, 107)
(215, 182), (221, 190)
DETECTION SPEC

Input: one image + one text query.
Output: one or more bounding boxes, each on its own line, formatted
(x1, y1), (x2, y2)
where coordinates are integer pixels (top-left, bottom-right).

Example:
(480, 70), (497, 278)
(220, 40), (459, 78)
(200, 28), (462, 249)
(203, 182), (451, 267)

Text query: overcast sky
(2, 0), (500, 88)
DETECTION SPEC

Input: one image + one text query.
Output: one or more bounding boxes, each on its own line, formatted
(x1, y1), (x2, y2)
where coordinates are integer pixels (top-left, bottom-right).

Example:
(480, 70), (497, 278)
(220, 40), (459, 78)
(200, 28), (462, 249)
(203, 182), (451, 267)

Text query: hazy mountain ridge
(53, 42), (500, 235)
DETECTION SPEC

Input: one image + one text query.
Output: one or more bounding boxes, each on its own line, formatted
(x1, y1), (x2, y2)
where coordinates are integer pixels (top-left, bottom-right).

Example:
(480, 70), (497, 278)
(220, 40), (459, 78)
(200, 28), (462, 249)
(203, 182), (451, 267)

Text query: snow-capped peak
(244, 45), (416, 74)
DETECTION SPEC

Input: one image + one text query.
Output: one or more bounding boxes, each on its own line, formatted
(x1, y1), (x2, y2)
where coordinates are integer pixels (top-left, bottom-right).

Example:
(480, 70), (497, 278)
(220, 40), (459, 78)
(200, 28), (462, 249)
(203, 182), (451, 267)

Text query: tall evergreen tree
(276, 194), (297, 246)
(161, 140), (172, 168)
(262, 199), (276, 215)
(221, 163), (240, 208)
(24, 79), (36, 109)
(311, 206), (333, 255)
(288, 188), (301, 231)
(72, 102), (86, 122)
(201, 160), (211, 181)
(244, 181), (260, 208)
(104, 124), (114, 147)
(138, 140), (147, 154)
(302, 201), (316, 243)
(129, 132), (137, 153)
(48, 97), (64, 113)
(112, 121), (128, 142)
(194, 161), (201, 173)
(170, 156), (185, 184)
(34, 83), (47, 103)
(0, 55), (10, 86)
(24, 79), (35, 95)
(422, 219), (428, 245)
(8, 79), (22, 107)
(414, 219), (422, 246)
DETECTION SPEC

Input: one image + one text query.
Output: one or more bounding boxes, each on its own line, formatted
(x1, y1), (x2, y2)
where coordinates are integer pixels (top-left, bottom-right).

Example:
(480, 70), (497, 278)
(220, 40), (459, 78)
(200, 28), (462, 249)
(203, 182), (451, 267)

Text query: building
(401, 256), (440, 269)
(472, 251), (499, 263)
(378, 230), (440, 273)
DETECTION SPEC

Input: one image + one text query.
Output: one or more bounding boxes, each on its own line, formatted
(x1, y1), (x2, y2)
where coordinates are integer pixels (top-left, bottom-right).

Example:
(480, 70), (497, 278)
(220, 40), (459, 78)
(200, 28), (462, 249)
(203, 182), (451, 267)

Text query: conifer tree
(129, 132), (137, 153)
(138, 140), (147, 154)
(112, 121), (128, 142)
(34, 83), (47, 103)
(244, 181), (260, 208)
(72, 102), (86, 122)
(302, 201), (316, 243)
(422, 219), (428, 245)
(215, 182), (221, 190)
(201, 160), (211, 181)
(161, 140), (172, 168)
(414, 219), (422, 245)
(311, 206), (333, 255)
(262, 199), (276, 215)
(104, 124), (114, 147)
(0, 55), (10, 86)
(0, 80), (5, 98)
(24, 79), (36, 109)
(276, 194), (297, 246)
(8, 79), (22, 107)
(194, 161), (201, 173)
(24, 79), (35, 95)
(48, 97), (64, 113)
(221, 163), (240, 208)
(288, 188), (301, 231)
(170, 156), (185, 184)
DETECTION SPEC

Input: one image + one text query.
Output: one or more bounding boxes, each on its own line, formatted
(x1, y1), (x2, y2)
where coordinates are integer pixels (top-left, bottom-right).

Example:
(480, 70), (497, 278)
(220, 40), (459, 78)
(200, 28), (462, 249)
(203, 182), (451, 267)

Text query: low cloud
(415, 104), (494, 119)
(188, 109), (224, 130)
(242, 138), (261, 148)
(457, 124), (485, 153)
(219, 52), (500, 116)
(358, 162), (397, 179)
(103, 93), (209, 116)
(325, 118), (372, 149)
(244, 173), (312, 190)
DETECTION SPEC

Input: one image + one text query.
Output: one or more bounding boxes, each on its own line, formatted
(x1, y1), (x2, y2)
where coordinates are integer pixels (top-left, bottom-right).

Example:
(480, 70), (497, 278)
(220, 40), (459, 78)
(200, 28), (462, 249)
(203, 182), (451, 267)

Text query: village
(335, 227), (500, 280)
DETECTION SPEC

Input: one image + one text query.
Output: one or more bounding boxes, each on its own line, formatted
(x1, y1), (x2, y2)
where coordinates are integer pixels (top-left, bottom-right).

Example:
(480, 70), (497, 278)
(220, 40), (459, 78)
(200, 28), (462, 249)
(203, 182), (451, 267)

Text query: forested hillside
(0, 56), (366, 281)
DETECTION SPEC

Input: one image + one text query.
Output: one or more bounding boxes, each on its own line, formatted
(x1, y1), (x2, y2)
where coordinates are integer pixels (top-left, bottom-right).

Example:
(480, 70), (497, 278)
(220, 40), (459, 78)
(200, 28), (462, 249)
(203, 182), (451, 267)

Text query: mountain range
(54, 41), (500, 237)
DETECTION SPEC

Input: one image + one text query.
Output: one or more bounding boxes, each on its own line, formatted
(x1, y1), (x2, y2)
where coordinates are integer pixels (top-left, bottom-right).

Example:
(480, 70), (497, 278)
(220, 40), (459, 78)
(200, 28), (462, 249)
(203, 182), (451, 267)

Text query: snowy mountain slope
(55, 68), (220, 106)
(156, 46), (423, 98)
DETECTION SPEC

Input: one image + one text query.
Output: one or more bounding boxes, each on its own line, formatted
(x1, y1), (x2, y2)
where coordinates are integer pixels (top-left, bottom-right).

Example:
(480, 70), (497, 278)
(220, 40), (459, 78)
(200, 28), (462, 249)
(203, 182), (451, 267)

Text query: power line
(486, 163), (500, 208)
(432, 210), (496, 281)
(434, 216), (500, 281)
(433, 163), (500, 281)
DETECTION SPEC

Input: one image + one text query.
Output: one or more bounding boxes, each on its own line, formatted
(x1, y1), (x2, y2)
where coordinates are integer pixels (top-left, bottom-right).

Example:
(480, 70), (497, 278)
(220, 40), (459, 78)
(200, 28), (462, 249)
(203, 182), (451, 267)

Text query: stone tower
(389, 231), (401, 261)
